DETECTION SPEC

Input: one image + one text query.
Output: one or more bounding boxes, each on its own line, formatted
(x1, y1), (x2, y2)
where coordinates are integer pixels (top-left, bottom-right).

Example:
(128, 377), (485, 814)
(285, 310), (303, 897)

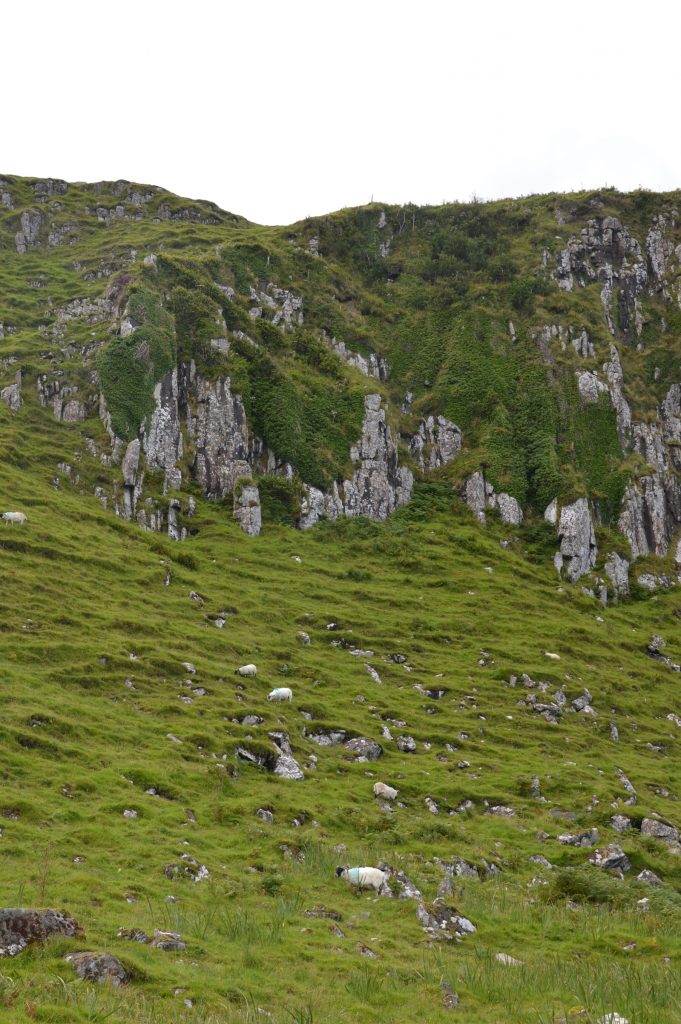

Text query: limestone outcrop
(0, 371), (22, 412)
(618, 383), (681, 558)
(299, 394), (413, 528)
(462, 471), (523, 526)
(409, 415), (462, 471)
(553, 498), (597, 582)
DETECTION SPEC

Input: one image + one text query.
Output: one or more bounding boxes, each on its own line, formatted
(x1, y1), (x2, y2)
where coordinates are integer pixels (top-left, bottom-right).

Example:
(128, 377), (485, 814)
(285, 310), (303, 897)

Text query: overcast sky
(5, 0), (681, 225)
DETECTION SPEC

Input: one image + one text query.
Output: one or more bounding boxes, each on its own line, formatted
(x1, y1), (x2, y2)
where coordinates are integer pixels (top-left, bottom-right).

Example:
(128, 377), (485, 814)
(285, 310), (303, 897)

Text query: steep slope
(1, 177), (681, 1023)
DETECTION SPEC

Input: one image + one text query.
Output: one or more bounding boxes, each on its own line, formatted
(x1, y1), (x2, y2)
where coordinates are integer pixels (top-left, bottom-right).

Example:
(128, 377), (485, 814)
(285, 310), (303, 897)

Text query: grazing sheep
(373, 782), (398, 801)
(336, 865), (389, 893)
(267, 687), (292, 702)
(0, 512), (26, 525)
(235, 664), (257, 677)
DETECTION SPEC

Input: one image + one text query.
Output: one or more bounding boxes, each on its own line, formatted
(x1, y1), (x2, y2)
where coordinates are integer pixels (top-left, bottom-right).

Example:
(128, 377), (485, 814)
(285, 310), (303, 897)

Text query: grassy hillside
(1, 176), (681, 1022)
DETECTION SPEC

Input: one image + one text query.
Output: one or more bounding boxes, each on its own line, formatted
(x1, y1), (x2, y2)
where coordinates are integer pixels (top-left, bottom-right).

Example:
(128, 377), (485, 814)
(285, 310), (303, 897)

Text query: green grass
(1, 175), (681, 1021)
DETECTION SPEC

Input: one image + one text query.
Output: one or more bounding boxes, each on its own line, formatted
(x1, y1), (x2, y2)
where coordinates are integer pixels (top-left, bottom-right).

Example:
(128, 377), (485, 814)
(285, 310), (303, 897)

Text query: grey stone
(233, 484), (261, 537)
(0, 909), (82, 957)
(558, 828), (599, 847)
(640, 818), (679, 845)
(605, 552), (629, 600)
(610, 815), (632, 833)
(409, 415), (462, 470)
(344, 737), (382, 761)
(588, 844), (630, 872)
(300, 395), (412, 527)
(634, 868), (659, 884)
(15, 210), (42, 253)
(256, 808), (274, 824)
(150, 929), (186, 951)
(396, 735), (417, 753)
(0, 371), (22, 412)
(64, 952), (128, 985)
(555, 498), (597, 581)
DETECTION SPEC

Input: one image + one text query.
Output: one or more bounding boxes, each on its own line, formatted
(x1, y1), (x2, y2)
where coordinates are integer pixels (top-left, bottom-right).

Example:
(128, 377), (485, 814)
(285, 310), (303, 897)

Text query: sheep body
(267, 687), (292, 702)
(336, 865), (389, 892)
(373, 782), (398, 801)
(235, 664), (257, 677)
(1, 512), (26, 525)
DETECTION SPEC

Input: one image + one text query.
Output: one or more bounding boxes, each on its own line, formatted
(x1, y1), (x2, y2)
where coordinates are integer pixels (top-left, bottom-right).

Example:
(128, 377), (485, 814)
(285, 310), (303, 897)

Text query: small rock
(64, 952), (128, 986)
(588, 844), (630, 872)
(636, 868), (662, 886)
(150, 929), (186, 951)
(297, 631), (311, 645)
(256, 808), (274, 824)
(123, 809), (138, 820)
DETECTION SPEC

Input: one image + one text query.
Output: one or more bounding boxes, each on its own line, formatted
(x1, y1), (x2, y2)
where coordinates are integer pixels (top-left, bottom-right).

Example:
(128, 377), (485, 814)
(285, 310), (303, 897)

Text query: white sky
(5, 0), (681, 225)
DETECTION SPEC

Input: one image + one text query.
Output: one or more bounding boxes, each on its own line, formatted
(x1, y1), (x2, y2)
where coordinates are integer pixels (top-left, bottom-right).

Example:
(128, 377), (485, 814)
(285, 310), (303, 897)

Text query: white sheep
(267, 687), (292, 702)
(336, 865), (389, 893)
(373, 782), (398, 801)
(0, 512), (26, 525)
(235, 664), (257, 677)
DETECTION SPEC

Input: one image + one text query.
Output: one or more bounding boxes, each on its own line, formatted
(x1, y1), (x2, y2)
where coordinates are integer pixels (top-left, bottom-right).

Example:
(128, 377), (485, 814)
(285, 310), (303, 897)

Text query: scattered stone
(64, 952), (128, 985)
(640, 818), (679, 845)
(117, 928), (149, 943)
(558, 828), (599, 847)
(589, 845), (630, 872)
(486, 805), (516, 817)
(297, 631), (311, 645)
(425, 797), (439, 814)
(304, 906), (342, 921)
(150, 930), (186, 951)
(529, 855), (553, 869)
(0, 909), (82, 957)
(357, 943), (377, 958)
(441, 981), (459, 1009)
(123, 809), (138, 819)
(610, 815), (632, 833)
(344, 737), (382, 761)
(637, 868), (662, 886)
(417, 901), (476, 941)
(256, 808), (274, 824)
(396, 735), (417, 753)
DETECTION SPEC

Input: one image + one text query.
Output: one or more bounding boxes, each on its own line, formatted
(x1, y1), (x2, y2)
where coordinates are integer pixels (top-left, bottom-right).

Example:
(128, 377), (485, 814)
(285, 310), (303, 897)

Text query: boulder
(64, 952), (128, 985)
(0, 909), (82, 957)
(640, 818), (679, 845)
(233, 483), (261, 537)
(588, 844), (630, 872)
(344, 737), (382, 761)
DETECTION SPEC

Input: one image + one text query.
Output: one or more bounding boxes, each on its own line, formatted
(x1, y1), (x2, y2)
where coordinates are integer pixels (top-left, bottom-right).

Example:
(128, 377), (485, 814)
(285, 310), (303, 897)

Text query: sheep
(335, 865), (389, 893)
(267, 687), (292, 702)
(234, 664), (257, 677)
(0, 512), (26, 525)
(373, 782), (398, 801)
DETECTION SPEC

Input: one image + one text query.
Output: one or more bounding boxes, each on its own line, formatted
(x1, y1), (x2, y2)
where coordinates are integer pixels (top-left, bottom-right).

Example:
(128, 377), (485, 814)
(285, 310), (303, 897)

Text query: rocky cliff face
(299, 394), (414, 528)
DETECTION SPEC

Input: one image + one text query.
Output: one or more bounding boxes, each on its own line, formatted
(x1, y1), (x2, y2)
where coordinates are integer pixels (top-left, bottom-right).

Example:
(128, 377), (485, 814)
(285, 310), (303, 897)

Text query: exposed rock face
(0, 909), (82, 957)
(233, 483), (261, 537)
(15, 210), (42, 253)
(186, 369), (251, 499)
(0, 371), (22, 412)
(268, 732), (304, 780)
(618, 383), (681, 558)
(344, 395), (413, 518)
(554, 499), (597, 581)
(409, 415), (462, 470)
(300, 395), (413, 528)
(576, 371), (608, 404)
(248, 283), (303, 327)
(37, 374), (87, 422)
(462, 471), (522, 525)
(603, 345), (632, 446)
(604, 552), (629, 601)
(330, 338), (388, 380)
(556, 217), (647, 338)
(142, 369), (183, 491)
